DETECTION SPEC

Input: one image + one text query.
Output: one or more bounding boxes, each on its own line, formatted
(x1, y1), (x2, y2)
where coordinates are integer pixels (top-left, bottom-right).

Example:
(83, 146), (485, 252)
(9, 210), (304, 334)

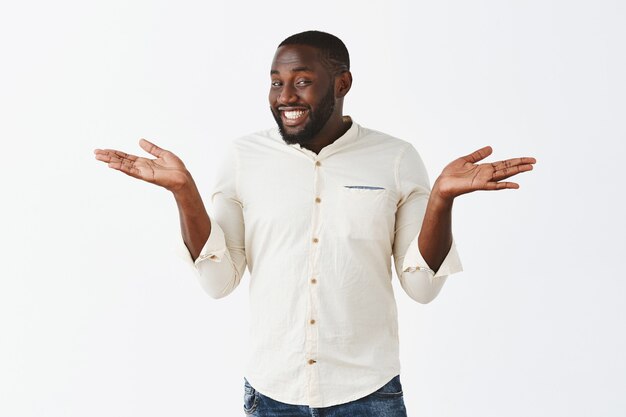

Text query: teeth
(283, 110), (306, 120)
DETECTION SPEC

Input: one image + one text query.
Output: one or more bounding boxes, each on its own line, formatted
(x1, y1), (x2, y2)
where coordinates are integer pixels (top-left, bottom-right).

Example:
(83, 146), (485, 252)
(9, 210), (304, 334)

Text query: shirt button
(315, 197), (321, 204)
(315, 161), (321, 167)
(310, 278), (317, 284)
(308, 359), (317, 365)
(312, 237), (319, 243)
(310, 319), (316, 324)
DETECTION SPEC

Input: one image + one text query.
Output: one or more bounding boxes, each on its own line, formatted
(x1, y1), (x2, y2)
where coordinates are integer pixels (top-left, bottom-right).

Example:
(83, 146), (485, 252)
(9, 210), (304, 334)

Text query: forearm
(173, 174), (211, 261)
(418, 180), (454, 272)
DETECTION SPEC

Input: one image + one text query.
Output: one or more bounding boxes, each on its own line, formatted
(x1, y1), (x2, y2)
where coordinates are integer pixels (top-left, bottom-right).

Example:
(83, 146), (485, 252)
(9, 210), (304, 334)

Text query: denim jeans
(243, 375), (408, 417)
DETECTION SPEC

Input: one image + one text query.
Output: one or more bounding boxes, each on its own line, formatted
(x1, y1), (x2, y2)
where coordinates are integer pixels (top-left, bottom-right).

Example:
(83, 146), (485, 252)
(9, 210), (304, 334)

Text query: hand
(433, 146), (536, 201)
(94, 139), (191, 192)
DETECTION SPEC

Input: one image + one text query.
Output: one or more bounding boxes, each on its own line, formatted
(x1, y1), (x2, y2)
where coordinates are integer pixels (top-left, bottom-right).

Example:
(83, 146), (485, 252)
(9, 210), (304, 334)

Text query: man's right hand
(95, 138), (212, 260)
(94, 139), (191, 192)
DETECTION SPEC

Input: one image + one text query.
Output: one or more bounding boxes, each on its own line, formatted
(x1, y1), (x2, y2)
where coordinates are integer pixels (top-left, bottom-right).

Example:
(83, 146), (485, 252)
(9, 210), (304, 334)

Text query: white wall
(1, 0), (624, 416)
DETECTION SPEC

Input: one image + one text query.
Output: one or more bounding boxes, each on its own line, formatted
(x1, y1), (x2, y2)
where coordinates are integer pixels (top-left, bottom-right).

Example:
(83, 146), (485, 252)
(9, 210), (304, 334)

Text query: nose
(277, 84), (298, 105)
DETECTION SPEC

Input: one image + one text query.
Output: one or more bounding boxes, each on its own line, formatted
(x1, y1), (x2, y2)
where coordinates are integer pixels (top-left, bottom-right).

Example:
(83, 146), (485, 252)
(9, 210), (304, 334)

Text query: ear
(335, 71), (352, 98)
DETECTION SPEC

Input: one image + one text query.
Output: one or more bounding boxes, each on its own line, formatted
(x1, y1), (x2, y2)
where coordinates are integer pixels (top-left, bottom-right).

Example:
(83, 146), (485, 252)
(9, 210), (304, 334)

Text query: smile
(284, 110), (306, 119)
(279, 107), (309, 126)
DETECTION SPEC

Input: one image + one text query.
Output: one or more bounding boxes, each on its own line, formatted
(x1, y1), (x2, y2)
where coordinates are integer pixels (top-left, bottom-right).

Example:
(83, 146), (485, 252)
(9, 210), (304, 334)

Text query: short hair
(278, 30), (350, 73)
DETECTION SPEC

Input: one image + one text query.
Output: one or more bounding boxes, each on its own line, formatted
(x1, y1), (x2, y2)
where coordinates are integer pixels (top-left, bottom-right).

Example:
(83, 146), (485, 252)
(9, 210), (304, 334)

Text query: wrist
(430, 179), (455, 210)
(171, 172), (197, 199)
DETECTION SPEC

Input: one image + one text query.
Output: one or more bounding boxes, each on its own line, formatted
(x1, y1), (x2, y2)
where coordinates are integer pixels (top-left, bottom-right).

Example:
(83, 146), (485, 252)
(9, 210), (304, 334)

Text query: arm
(417, 146), (536, 272)
(392, 145), (459, 304)
(94, 139), (246, 298)
(173, 179), (212, 261)
(417, 188), (453, 273)
(94, 139), (211, 260)
(392, 145), (535, 304)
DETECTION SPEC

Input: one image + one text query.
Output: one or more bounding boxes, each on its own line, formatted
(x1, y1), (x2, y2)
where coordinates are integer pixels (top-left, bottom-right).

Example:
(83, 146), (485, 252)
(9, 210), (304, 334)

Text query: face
(269, 45), (337, 145)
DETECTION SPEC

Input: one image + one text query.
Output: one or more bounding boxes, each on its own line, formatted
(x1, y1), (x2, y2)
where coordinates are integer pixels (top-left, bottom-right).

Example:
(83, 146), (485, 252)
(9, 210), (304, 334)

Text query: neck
(302, 114), (352, 154)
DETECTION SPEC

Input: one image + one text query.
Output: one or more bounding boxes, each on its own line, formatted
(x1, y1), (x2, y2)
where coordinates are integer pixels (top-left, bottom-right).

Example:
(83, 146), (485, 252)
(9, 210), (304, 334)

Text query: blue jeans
(243, 375), (408, 417)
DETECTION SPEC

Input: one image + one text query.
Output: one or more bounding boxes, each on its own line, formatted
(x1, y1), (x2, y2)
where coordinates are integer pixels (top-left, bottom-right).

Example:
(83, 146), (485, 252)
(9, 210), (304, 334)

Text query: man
(95, 31), (535, 416)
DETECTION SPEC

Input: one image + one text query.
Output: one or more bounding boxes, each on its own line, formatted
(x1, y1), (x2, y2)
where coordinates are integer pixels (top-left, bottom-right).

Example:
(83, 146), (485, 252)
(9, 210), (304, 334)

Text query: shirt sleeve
(392, 144), (463, 304)
(177, 143), (247, 299)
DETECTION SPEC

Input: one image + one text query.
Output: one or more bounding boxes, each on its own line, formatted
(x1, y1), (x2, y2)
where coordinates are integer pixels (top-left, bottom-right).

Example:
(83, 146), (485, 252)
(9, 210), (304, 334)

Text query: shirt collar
(269, 116), (360, 158)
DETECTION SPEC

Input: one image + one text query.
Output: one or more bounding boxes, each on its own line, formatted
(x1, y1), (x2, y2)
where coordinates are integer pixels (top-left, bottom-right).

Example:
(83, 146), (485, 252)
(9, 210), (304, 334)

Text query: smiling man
(269, 38), (351, 152)
(95, 31), (535, 417)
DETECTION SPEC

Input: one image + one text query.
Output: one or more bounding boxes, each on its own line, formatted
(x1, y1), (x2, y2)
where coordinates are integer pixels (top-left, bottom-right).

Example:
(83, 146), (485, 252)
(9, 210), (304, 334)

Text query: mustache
(275, 104), (311, 111)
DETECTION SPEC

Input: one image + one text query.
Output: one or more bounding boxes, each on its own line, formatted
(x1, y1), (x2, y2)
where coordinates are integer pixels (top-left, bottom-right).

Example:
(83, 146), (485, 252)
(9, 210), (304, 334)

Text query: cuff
(175, 220), (228, 269)
(402, 235), (463, 279)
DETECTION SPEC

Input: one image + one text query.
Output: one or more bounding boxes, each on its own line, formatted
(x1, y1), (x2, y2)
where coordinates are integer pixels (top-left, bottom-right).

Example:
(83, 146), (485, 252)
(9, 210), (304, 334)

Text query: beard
(271, 87), (335, 146)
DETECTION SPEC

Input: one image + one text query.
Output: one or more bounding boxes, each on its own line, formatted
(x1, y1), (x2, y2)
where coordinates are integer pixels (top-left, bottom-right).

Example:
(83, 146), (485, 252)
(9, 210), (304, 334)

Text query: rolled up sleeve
(392, 144), (463, 304)
(176, 143), (247, 299)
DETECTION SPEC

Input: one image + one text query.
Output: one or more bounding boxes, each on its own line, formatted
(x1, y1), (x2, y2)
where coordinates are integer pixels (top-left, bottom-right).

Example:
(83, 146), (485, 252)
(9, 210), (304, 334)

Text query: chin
(273, 116), (315, 145)
(280, 129), (315, 145)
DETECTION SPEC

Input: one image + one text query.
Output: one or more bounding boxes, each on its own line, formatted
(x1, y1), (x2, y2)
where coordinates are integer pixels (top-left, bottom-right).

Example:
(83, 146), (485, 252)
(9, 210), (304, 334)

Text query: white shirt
(180, 119), (462, 407)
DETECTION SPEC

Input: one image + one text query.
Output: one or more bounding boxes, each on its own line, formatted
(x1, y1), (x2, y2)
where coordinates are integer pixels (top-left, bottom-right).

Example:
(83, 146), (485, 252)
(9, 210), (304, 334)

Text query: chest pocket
(333, 186), (394, 241)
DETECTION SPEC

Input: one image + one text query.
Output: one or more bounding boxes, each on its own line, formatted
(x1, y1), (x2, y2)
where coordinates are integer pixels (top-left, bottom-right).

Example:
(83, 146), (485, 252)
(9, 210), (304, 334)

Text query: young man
(95, 31), (535, 416)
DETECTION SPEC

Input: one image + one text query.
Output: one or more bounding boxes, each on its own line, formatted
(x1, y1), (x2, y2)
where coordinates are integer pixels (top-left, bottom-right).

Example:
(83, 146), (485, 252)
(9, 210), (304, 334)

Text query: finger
(96, 154), (136, 171)
(463, 146), (493, 163)
(95, 150), (120, 164)
(111, 149), (138, 162)
(139, 138), (166, 158)
(94, 148), (114, 162)
(491, 157), (536, 171)
(94, 149), (139, 164)
(107, 160), (142, 179)
(482, 181), (520, 191)
(492, 163), (534, 181)
(94, 152), (112, 163)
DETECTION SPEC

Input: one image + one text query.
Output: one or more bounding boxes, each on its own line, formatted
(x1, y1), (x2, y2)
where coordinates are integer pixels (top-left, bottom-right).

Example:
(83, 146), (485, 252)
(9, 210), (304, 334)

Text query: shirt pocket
(335, 186), (393, 240)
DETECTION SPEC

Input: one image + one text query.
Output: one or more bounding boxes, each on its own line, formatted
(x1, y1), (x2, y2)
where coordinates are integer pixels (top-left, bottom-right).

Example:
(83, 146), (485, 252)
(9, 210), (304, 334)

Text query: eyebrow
(270, 66), (314, 75)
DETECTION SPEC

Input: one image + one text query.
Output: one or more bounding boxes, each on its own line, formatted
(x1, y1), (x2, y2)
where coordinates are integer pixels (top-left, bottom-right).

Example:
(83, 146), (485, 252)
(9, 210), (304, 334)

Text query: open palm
(436, 146), (536, 200)
(94, 139), (190, 192)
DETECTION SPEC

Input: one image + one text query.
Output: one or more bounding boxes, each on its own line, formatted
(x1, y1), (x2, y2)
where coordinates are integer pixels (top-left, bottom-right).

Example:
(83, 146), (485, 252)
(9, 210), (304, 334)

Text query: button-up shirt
(180, 118), (462, 407)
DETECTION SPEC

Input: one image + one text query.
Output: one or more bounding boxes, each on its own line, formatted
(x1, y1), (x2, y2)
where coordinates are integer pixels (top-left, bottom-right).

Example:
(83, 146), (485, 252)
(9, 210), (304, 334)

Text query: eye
(296, 79), (312, 86)
(271, 80), (282, 87)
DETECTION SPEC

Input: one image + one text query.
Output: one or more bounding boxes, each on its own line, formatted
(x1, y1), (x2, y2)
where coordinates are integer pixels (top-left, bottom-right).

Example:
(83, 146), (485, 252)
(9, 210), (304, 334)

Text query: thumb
(463, 146), (493, 163)
(139, 138), (166, 158)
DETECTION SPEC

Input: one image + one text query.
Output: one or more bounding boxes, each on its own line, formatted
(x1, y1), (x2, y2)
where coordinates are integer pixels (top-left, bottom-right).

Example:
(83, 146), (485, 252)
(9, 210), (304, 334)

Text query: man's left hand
(433, 146), (536, 202)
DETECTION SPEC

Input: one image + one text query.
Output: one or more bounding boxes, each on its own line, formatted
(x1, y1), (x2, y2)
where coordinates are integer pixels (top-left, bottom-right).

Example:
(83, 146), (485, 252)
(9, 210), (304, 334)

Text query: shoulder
(226, 127), (284, 152)
(232, 127), (281, 145)
(354, 123), (417, 154)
